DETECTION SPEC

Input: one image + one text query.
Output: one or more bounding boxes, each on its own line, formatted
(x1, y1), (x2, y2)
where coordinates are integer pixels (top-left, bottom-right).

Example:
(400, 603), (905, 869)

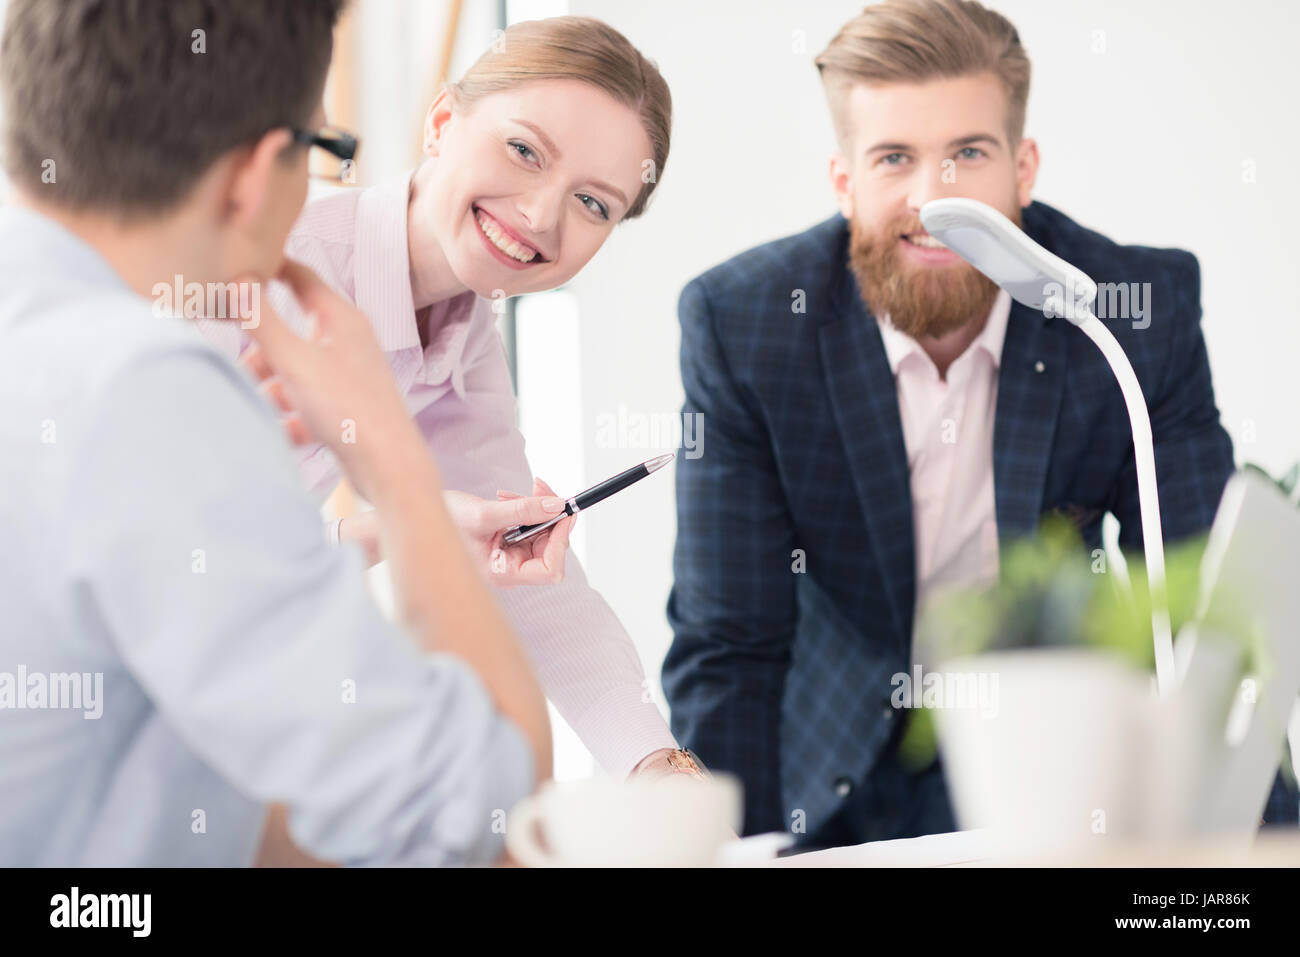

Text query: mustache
(876, 219), (926, 239)
(876, 204), (1023, 243)
(847, 212), (1000, 340)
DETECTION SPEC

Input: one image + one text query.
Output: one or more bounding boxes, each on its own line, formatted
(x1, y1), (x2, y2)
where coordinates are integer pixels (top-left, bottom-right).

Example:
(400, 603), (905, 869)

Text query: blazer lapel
(819, 265), (915, 653)
(993, 302), (1069, 542)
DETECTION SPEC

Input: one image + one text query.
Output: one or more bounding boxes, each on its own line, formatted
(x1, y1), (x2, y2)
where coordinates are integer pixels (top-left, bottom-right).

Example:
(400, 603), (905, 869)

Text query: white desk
(769, 830), (991, 867)
(763, 829), (1300, 867)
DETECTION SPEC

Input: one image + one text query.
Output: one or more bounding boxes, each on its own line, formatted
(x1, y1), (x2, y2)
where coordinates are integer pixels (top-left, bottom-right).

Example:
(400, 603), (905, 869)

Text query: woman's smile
(473, 205), (549, 269)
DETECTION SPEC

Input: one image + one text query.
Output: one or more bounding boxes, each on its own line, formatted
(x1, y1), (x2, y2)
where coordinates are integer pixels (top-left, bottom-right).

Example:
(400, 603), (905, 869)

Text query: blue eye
(509, 140), (538, 163)
(578, 194), (609, 220)
(880, 152), (907, 166)
(958, 146), (985, 160)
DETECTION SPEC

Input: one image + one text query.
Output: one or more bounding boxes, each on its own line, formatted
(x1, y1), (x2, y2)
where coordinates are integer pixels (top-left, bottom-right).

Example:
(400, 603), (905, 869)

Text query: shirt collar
(0, 204), (129, 294)
(877, 288), (1012, 375)
(975, 288), (1012, 369)
(351, 168), (479, 368)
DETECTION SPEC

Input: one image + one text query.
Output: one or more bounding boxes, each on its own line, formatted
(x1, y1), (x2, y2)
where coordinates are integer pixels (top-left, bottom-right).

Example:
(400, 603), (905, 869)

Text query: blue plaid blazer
(664, 200), (1297, 838)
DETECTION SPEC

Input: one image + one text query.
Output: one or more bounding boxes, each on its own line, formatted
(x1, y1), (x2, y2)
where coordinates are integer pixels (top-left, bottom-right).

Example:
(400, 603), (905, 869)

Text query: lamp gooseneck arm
(1074, 307), (1174, 696)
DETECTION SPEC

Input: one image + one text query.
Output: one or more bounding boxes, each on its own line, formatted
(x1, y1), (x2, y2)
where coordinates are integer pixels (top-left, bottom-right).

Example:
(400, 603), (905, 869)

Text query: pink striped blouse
(197, 171), (677, 777)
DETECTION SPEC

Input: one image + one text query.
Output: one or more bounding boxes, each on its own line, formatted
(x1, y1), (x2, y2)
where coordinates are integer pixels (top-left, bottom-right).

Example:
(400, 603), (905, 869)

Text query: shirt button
(1034, 360), (1046, 373)
(833, 776), (854, 798)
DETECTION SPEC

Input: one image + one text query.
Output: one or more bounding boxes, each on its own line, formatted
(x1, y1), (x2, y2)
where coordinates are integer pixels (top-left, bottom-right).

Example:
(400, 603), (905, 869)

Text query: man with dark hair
(0, 0), (552, 866)
(1, 1), (340, 212)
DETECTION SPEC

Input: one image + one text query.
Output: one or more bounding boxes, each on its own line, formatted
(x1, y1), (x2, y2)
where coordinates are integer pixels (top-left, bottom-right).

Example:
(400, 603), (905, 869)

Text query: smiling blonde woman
(199, 17), (684, 801)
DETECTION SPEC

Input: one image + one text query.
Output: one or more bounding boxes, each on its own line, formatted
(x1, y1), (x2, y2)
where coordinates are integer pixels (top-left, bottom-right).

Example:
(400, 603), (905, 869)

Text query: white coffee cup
(506, 773), (742, 867)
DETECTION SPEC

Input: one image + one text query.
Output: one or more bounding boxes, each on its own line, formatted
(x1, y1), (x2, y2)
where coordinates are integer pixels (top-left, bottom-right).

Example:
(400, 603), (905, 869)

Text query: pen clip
(501, 511), (566, 547)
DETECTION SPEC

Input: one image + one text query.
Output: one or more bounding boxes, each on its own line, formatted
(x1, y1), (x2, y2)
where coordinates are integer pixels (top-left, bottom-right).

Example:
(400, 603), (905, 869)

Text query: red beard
(848, 210), (1016, 340)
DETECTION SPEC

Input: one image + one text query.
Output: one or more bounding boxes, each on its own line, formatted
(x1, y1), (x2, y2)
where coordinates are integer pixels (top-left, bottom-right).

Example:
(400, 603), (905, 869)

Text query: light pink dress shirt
(877, 289), (1011, 645)
(197, 172), (677, 777)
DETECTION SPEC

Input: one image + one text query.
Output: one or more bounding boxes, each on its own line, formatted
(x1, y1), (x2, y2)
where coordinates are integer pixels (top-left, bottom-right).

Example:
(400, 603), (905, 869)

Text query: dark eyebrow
(512, 118), (629, 210)
(864, 132), (1004, 157)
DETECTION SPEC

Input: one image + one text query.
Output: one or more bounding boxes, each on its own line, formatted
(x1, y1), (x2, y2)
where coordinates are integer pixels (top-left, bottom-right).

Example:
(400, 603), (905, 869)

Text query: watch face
(669, 749), (707, 775)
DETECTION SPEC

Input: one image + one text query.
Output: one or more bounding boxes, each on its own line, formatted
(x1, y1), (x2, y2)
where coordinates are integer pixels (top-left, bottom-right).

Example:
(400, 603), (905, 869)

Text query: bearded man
(662, 0), (1297, 845)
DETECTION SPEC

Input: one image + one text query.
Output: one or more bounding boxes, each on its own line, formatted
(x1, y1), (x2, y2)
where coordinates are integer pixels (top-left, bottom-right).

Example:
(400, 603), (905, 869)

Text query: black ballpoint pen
(501, 453), (675, 546)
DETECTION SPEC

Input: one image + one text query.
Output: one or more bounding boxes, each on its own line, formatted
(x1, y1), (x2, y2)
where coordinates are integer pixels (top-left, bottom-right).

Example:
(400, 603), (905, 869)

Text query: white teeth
(906, 233), (947, 249)
(475, 210), (537, 263)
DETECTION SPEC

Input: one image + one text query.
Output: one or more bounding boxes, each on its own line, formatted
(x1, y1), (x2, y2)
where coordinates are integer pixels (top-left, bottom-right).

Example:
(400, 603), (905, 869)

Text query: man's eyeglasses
(290, 125), (360, 180)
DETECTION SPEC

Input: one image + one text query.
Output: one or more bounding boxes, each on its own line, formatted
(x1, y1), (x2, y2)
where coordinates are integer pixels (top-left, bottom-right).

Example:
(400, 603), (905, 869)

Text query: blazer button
(833, 776), (853, 797)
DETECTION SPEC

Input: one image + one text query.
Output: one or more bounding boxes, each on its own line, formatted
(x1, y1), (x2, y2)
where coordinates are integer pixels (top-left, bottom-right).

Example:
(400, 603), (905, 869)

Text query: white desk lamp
(919, 198), (1175, 697)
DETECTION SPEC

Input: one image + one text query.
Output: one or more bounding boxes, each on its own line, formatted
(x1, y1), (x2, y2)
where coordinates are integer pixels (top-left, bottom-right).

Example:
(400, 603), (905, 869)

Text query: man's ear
(226, 128), (295, 230)
(1014, 136), (1039, 209)
(423, 87), (455, 157)
(829, 151), (855, 220)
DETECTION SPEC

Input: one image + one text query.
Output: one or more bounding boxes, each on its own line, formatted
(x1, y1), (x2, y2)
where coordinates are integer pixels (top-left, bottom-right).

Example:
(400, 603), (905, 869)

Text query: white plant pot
(935, 649), (1154, 858)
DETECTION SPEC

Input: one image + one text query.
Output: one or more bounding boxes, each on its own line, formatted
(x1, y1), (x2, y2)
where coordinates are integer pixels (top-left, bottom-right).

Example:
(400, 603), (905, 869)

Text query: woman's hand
(450, 477), (575, 587)
(341, 477), (575, 587)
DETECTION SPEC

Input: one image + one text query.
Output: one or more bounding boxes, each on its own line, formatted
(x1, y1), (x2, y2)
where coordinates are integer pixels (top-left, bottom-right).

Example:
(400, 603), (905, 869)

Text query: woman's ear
(423, 87), (455, 157)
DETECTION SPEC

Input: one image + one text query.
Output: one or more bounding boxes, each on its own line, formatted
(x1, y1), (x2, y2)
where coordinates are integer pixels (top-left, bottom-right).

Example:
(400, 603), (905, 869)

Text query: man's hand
(237, 261), (552, 783)
(340, 477), (575, 586)
(240, 258), (435, 503)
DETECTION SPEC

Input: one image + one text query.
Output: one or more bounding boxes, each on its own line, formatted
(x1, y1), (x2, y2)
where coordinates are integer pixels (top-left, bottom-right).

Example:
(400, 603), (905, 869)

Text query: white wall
(562, 0), (1300, 718)
(347, 0), (501, 185)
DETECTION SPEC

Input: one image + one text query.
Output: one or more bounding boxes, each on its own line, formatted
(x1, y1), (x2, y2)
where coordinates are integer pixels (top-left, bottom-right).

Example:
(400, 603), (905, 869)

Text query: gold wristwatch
(665, 748), (709, 777)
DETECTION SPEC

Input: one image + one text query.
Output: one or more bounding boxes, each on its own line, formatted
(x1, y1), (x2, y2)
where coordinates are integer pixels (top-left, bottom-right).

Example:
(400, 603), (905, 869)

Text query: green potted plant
(899, 466), (1296, 854)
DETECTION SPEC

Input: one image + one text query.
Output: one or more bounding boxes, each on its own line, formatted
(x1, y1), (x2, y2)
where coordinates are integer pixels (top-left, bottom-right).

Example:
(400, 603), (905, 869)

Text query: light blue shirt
(0, 205), (532, 866)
